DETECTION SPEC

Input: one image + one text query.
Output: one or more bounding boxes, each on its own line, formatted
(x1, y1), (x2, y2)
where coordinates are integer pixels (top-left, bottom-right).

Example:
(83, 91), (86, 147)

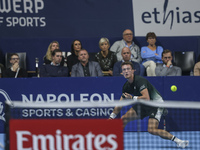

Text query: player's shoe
(177, 140), (189, 148)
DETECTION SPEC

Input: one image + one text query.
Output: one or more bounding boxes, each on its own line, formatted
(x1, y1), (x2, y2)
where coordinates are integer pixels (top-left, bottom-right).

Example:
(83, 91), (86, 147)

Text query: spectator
(0, 63), (4, 78)
(110, 29), (142, 63)
(155, 49), (182, 76)
(43, 41), (64, 66)
(113, 47), (142, 76)
(95, 38), (117, 76)
(194, 55), (200, 76)
(4, 53), (27, 78)
(141, 32), (163, 76)
(40, 49), (68, 77)
(71, 49), (103, 77)
(67, 39), (82, 75)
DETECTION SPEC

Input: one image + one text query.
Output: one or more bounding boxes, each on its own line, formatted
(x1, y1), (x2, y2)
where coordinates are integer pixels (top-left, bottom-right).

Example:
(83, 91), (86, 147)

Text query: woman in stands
(43, 41), (64, 66)
(95, 37), (117, 76)
(67, 39), (82, 75)
(141, 32), (163, 76)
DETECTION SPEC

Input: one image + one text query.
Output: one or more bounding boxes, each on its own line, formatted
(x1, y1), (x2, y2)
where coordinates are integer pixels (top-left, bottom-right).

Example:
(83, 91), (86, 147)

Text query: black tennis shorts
(132, 104), (162, 122)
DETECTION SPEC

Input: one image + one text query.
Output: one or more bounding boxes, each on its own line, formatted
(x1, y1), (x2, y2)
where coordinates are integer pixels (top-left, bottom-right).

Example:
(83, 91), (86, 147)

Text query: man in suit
(71, 49), (103, 77)
(113, 47), (145, 76)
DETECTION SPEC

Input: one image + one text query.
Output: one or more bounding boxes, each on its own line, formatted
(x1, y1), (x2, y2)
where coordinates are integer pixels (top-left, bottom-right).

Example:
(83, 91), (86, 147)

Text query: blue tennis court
(1, 131), (198, 150)
(0, 134), (4, 150)
(124, 131), (199, 150)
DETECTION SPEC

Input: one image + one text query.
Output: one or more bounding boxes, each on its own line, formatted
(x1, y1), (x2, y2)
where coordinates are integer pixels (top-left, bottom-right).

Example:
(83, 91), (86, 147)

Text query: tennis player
(109, 61), (189, 148)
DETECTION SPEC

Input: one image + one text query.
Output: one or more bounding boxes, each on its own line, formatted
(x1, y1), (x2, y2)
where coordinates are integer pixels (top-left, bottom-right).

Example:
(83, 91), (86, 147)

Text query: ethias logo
(141, 0), (200, 29)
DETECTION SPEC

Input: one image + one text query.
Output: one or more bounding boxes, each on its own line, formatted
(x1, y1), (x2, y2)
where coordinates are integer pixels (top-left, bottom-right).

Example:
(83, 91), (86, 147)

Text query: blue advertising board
(0, 76), (200, 134)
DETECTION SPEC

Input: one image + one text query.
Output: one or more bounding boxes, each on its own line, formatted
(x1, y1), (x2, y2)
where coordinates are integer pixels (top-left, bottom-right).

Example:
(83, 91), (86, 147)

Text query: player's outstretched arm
(109, 96), (123, 119)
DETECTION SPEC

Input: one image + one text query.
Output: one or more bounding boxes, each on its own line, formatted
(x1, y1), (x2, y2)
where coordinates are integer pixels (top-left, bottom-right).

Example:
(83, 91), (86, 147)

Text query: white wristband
(109, 113), (117, 119)
(133, 96), (138, 100)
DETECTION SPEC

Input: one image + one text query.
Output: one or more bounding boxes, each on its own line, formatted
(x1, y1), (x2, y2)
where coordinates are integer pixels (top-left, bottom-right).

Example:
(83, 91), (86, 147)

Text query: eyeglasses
(11, 58), (19, 60)
(163, 57), (172, 59)
(124, 33), (133, 36)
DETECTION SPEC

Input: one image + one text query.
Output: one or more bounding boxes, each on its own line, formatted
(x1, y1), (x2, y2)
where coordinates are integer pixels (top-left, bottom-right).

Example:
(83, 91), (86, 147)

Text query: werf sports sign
(9, 119), (123, 150)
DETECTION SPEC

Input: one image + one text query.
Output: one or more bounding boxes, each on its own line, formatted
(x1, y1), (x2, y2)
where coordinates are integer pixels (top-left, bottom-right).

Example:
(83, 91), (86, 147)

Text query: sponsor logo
(132, 0), (200, 36)
(22, 108), (114, 118)
(21, 93), (115, 103)
(0, 89), (13, 122)
(16, 130), (118, 150)
(139, 85), (145, 91)
(0, 89), (115, 119)
(0, 0), (46, 27)
(0, 102), (5, 122)
(141, 0), (200, 29)
(10, 119), (123, 150)
(21, 93), (115, 118)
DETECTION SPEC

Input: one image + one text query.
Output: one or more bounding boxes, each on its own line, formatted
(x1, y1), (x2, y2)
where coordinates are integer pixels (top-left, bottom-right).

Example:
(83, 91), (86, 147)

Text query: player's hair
(121, 61), (134, 69)
(51, 49), (62, 57)
(146, 32), (156, 40)
(162, 49), (172, 57)
(10, 53), (19, 60)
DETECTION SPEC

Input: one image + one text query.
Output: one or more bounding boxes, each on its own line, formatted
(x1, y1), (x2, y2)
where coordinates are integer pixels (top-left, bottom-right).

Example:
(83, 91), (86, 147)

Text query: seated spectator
(40, 49), (68, 77)
(95, 37), (117, 76)
(71, 49), (103, 77)
(43, 41), (64, 66)
(4, 53), (27, 78)
(67, 39), (82, 75)
(0, 63), (4, 78)
(110, 29), (142, 63)
(113, 47), (141, 76)
(194, 55), (200, 76)
(155, 49), (182, 76)
(141, 32), (163, 76)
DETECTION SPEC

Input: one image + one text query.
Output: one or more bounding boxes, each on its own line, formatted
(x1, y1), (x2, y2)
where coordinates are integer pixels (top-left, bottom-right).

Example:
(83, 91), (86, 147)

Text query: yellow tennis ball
(171, 85), (177, 92)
